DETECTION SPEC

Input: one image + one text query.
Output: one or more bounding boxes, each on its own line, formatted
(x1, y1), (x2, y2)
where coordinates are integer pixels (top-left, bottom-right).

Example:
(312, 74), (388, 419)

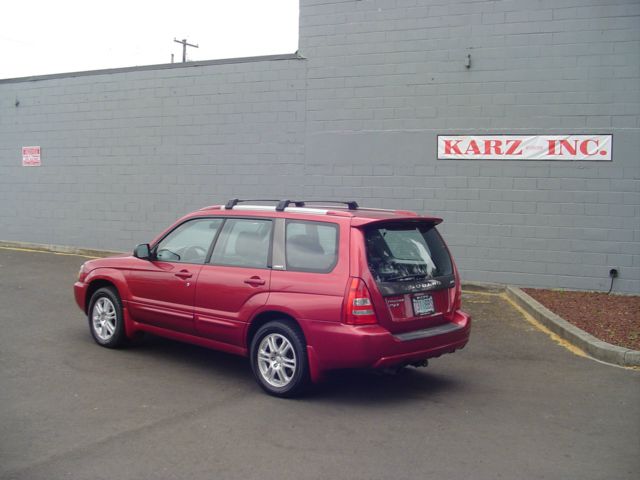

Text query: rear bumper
(305, 310), (471, 372)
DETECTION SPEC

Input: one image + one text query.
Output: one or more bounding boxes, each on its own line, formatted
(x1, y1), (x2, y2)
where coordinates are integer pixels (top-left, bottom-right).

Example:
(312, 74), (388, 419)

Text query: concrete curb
(0, 240), (123, 258)
(463, 281), (640, 367)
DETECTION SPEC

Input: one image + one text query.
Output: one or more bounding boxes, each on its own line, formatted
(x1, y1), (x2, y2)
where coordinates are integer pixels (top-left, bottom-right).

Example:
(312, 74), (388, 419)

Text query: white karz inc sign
(437, 135), (612, 161)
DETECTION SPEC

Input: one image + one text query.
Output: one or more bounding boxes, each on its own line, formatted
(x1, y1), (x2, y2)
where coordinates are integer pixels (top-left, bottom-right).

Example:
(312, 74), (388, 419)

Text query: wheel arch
(84, 269), (127, 314)
(246, 310), (324, 384)
(84, 278), (118, 313)
(246, 310), (307, 348)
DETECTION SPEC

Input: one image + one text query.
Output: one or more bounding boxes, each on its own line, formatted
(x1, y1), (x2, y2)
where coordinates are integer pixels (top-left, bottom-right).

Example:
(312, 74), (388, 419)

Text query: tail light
(445, 266), (462, 321)
(452, 276), (461, 311)
(343, 277), (378, 325)
(451, 262), (462, 310)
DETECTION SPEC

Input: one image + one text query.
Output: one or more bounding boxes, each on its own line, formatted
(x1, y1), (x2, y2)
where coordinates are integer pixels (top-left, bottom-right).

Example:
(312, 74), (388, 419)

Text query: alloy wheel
(257, 333), (297, 388)
(92, 297), (117, 341)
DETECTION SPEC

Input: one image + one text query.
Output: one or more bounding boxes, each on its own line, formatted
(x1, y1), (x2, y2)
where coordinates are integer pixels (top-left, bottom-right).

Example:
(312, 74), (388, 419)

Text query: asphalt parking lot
(0, 248), (638, 480)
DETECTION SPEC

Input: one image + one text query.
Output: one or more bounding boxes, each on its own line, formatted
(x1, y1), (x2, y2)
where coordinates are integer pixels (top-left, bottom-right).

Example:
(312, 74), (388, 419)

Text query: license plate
(412, 294), (435, 316)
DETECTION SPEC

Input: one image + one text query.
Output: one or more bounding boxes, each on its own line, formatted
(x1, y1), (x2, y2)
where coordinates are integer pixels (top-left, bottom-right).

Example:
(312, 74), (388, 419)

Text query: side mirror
(133, 243), (151, 260)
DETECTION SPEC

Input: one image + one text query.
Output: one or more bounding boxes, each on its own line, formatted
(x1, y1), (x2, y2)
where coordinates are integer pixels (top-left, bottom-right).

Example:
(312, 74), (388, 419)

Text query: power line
(173, 38), (199, 63)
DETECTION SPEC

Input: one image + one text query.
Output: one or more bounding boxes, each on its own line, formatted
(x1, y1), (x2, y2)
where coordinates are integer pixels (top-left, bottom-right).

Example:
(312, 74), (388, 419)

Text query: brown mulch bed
(522, 289), (640, 351)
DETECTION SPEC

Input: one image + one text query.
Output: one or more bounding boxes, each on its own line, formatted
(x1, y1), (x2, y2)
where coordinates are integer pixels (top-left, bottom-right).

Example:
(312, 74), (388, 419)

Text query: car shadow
(144, 335), (463, 403)
(306, 368), (462, 405)
(133, 334), (253, 379)
(72, 328), (463, 404)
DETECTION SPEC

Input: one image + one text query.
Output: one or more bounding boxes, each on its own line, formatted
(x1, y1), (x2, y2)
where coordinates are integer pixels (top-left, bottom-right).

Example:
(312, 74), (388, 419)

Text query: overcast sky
(1, 0), (299, 79)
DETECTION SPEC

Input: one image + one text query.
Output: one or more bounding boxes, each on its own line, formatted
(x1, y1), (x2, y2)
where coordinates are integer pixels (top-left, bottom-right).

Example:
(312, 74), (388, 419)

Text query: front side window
(155, 218), (223, 264)
(210, 219), (272, 268)
(365, 222), (453, 283)
(285, 220), (338, 273)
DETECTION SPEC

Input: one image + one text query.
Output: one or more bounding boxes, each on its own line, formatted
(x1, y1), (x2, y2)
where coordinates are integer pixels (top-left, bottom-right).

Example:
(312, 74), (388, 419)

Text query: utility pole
(173, 38), (199, 63)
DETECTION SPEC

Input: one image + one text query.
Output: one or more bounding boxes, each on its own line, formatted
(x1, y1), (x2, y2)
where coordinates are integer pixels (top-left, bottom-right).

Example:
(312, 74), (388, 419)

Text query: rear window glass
(286, 220), (338, 273)
(365, 223), (452, 283)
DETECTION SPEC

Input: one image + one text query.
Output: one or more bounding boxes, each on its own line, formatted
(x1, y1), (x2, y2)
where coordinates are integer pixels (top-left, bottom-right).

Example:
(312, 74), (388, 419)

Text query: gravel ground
(522, 288), (640, 351)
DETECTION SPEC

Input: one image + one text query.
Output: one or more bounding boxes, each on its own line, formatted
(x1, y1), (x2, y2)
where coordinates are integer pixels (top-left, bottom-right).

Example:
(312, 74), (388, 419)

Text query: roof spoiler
(351, 216), (443, 227)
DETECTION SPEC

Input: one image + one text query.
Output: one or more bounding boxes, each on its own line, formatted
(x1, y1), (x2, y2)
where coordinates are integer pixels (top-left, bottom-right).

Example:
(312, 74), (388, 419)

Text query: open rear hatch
(360, 219), (456, 335)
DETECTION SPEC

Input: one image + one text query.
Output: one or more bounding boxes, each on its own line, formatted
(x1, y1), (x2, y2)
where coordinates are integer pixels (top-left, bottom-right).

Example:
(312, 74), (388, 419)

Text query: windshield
(364, 223), (453, 283)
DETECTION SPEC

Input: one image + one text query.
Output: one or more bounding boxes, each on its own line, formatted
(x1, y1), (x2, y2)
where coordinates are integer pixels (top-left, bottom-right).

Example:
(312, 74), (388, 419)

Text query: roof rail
(279, 200), (359, 211)
(225, 199), (359, 212)
(224, 199), (281, 210)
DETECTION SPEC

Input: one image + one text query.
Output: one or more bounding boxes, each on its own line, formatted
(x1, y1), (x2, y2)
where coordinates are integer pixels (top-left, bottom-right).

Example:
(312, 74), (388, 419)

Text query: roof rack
(225, 199), (359, 212)
(276, 200), (359, 211)
(224, 199), (281, 210)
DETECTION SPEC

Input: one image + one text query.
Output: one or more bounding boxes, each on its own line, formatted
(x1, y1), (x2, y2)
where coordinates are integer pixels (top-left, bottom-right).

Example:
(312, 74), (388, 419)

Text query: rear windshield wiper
(383, 274), (430, 282)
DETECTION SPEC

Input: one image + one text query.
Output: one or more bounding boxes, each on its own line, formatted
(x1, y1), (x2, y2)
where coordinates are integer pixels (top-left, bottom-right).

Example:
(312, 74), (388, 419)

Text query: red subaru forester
(74, 200), (471, 397)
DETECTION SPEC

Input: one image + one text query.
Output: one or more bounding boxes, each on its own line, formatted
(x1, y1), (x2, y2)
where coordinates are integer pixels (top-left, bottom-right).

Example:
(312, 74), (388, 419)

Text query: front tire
(250, 320), (309, 397)
(88, 287), (126, 348)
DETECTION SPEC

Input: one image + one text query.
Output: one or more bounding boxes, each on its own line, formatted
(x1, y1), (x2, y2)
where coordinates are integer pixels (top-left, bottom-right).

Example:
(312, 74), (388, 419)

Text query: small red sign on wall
(22, 146), (41, 167)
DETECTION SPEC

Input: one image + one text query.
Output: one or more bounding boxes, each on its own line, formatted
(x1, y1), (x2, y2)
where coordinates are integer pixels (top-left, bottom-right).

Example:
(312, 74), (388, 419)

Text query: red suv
(74, 200), (471, 396)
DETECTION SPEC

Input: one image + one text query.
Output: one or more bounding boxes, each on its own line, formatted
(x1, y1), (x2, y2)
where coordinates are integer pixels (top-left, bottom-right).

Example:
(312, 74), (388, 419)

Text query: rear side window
(365, 223), (453, 283)
(210, 219), (272, 268)
(285, 220), (338, 273)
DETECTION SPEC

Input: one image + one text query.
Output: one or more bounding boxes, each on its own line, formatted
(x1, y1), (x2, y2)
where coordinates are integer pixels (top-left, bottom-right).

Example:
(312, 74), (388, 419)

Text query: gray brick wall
(1, 56), (308, 249)
(1, 0), (639, 293)
(298, 0), (639, 293)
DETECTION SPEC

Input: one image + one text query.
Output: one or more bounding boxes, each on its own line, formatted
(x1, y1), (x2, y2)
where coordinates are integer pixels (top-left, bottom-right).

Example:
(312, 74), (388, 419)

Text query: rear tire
(250, 320), (309, 397)
(88, 287), (126, 348)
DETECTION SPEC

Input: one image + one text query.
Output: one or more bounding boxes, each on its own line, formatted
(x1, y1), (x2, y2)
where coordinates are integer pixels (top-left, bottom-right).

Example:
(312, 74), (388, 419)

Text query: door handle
(175, 270), (193, 280)
(244, 276), (265, 286)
